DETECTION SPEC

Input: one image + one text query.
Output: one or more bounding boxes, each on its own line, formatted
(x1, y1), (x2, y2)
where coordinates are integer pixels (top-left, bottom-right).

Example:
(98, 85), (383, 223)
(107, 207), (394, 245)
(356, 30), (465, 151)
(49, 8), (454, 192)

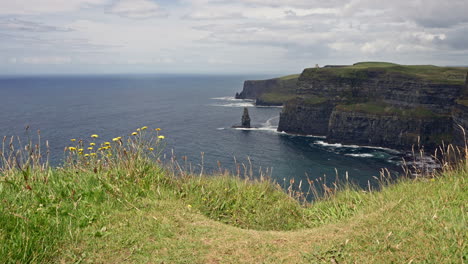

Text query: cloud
(10, 56), (72, 64)
(0, 0), (109, 15)
(0, 18), (72, 32)
(109, 0), (167, 19)
(1, 0), (468, 74)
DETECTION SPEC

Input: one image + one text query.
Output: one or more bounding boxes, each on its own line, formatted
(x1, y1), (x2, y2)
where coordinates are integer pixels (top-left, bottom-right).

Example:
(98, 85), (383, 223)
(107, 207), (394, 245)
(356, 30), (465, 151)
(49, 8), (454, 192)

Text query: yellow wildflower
(112, 137), (120, 142)
(148, 147), (154, 151)
(131, 132), (138, 136)
(68, 147), (76, 151)
(98, 147), (103, 151)
(90, 153), (97, 156)
(107, 153), (112, 157)
(104, 142), (110, 145)
(70, 139), (76, 142)
(88, 147), (93, 150)
(90, 143), (96, 146)
(158, 135), (165, 139)
(91, 134), (99, 138)
(141, 126), (148, 130)
(78, 148), (84, 152)
(187, 204), (192, 209)
(155, 128), (161, 131)
(84, 154), (89, 157)
(136, 128), (140, 131)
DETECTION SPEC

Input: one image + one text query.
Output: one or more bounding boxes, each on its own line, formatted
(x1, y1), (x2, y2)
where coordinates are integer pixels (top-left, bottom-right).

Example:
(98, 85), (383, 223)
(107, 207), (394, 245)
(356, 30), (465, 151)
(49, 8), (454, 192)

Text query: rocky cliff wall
(278, 67), (466, 150)
(278, 99), (333, 135)
(235, 77), (298, 105)
(236, 79), (281, 100)
(327, 109), (453, 150)
(296, 68), (462, 114)
(452, 73), (468, 147)
(453, 103), (468, 147)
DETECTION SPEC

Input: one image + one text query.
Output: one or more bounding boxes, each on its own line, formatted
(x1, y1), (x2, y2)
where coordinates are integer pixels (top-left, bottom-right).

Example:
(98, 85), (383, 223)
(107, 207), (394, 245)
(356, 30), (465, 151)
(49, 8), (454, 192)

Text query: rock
(278, 98), (333, 136)
(327, 109), (453, 150)
(234, 76), (298, 106)
(241, 107), (251, 128)
(277, 65), (467, 150)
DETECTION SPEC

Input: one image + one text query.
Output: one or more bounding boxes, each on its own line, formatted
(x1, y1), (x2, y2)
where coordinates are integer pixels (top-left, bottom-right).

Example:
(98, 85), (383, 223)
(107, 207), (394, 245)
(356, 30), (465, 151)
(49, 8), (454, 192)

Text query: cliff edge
(279, 62), (468, 150)
(237, 62), (468, 150)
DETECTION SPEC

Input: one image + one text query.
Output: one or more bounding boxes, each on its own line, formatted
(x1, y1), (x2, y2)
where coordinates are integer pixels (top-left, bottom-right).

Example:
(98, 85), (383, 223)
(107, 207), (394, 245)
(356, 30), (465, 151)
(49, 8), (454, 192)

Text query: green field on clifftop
(1, 130), (467, 263)
(252, 62), (467, 106)
(305, 62), (468, 85)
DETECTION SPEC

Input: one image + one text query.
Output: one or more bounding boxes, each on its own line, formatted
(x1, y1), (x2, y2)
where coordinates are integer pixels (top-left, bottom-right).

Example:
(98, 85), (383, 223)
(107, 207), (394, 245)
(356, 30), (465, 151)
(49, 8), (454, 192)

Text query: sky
(0, 0), (467, 75)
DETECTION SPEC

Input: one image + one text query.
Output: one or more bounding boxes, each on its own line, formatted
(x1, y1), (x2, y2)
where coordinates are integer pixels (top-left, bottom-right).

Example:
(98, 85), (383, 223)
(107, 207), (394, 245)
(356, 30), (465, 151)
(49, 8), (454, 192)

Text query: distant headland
(235, 62), (468, 150)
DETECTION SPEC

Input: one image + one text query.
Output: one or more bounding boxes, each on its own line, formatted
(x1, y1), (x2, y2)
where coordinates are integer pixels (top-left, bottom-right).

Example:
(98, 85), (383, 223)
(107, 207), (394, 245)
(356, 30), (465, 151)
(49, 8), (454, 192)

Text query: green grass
(256, 75), (299, 105)
(279, 74), (301, 81)
(457, 99), (468, 107)
(302, 62), (468, 85)
(258, 93), (296, 105)
(302, 96), (328, 105)
(1, 129), (467, 263)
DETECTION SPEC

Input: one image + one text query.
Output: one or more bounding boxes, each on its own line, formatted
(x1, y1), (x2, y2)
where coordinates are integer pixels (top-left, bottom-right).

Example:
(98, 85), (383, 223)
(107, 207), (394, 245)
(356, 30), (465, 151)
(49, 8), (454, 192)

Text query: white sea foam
(210, 102), (255, 107)
(211, 96), (255, 102)
(232, 127), (278, 132)
(314, 140), (361, 148)
(346, 153), (374, 158)
(314, 140), (400, 153)
(256, 105), (283, 108)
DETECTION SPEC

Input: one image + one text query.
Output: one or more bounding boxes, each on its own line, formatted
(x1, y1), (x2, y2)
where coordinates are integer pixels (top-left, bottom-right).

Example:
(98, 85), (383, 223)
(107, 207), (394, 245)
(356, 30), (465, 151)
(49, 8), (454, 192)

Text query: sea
(0, 74), (405, 189)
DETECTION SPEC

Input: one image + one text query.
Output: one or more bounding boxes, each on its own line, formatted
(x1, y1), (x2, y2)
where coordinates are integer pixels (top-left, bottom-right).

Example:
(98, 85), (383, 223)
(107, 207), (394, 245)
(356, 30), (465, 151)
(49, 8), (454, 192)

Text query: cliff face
(296, 68), (462, 114)
(236, 76), (298, 105)
(236, 79), (282, 100)
(277, 64), (467, 150)
(278, 98), (333, 135)
(453, 103), (468, 146)
(327, 110), (452, 150)
(453, 75), (468, 146)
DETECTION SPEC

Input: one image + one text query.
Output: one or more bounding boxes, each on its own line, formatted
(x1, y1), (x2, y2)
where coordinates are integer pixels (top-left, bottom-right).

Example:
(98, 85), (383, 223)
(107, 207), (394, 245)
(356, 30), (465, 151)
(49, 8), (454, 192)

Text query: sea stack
(241, 107), (251, 128)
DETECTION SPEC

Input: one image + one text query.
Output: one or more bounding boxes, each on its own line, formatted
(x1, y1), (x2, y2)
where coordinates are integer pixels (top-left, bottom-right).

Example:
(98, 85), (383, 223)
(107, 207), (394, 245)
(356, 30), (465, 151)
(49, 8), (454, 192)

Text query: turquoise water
(0, 74), (403, 188)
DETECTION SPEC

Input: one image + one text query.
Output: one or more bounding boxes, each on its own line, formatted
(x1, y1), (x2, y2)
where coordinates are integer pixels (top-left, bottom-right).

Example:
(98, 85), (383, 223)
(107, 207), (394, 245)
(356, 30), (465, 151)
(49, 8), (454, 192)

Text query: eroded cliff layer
(236, 75), (299, 105)
(327, 109), (452, 150)
(277, 62), (468, 150)
(453, 103), (468, 146)
(278, 98), (333, 135)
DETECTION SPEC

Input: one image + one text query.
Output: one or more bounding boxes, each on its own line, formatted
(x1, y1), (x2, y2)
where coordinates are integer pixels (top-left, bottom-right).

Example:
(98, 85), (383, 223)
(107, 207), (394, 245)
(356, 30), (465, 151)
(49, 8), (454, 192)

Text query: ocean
(0, 74), (403, 188)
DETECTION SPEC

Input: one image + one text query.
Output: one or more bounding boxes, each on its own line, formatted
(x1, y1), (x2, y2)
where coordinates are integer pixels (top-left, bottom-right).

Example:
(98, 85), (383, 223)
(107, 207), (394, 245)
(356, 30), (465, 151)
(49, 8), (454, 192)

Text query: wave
(256, 105), (283, 108)
(232, 127), (278, 132)
(210, 102), (255, 107)
(346, 153), (375, 158)
(211, 96), (255, 102)
(314, 140), (400, 153)
(210, 96), (282, 108)
(262, 116), (279, 127)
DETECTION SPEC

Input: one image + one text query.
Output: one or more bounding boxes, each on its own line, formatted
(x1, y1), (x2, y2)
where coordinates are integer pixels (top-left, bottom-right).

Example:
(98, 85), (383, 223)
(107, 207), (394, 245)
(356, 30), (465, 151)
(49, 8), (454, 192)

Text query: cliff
(276, 62), (468, 150)
(453, 74), (468, 146)
(236, 74), (299, 106)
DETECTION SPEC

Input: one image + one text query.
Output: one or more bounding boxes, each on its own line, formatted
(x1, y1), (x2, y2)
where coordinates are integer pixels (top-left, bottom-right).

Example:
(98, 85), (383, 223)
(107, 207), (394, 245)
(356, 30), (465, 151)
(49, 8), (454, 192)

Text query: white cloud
(1, 0), (468, 74)
(110, 0), (167, 19)
(14, 56), (72, 64)
(0, 0), (109, 15)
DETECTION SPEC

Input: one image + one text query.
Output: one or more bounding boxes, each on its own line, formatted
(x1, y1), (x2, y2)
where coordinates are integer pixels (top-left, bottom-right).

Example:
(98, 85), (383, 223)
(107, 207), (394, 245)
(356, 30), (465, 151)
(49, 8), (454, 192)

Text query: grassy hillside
(252, 62), (467, 106)
(0, 128), (467, 263)
(257, 74), (299, 105)
(304, 62), (468, 85)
